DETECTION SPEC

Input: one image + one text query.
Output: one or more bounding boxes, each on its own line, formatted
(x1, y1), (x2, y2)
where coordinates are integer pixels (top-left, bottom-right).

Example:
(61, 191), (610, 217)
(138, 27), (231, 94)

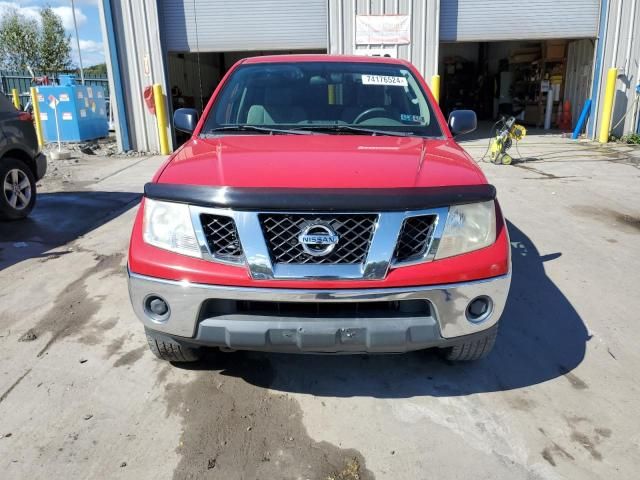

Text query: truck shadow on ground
(0, 191), (140, 271)
(184, 220), (589, 397)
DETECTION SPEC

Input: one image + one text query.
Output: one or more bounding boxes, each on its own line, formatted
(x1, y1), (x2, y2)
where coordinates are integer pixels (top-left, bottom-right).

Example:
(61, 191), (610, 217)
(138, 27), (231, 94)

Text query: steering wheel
(353, 107), (387, 124)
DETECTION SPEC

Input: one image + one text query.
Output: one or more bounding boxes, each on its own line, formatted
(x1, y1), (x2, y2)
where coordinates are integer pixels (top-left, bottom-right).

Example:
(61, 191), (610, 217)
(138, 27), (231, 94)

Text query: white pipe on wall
(622, 0), (637, 133)
(611, 0), (624, 68)
(632, 54), (640, 133)
(624, 0), (636, 75)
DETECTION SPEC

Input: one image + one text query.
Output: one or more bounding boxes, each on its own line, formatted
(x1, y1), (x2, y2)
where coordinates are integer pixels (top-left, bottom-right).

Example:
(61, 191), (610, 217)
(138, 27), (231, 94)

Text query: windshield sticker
(400, 114), (425, 123)
(362, 74), (408, 87)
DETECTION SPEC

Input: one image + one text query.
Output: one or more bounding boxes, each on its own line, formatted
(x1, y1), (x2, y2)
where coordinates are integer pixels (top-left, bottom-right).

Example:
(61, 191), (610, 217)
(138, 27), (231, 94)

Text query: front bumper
(128, 270), (511, 353)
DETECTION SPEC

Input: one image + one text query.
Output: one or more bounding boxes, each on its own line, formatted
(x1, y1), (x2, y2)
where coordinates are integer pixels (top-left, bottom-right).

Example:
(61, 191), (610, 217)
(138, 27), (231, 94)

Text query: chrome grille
(394, 215), (437, 263)
(260, 214), (377, 264)
(200, 214), (243, 261)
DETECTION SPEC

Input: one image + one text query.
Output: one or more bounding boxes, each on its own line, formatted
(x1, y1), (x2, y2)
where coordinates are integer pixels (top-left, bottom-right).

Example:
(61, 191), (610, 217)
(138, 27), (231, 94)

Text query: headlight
(435, 201), (496, 260)
(142, 198), (201, 258)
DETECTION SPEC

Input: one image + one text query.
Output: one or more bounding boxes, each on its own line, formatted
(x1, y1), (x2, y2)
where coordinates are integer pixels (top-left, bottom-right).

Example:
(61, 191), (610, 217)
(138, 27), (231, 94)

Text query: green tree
(38, 7), (72, 75)
(84, 63), (107, 76)
(0, 8), (39, 71)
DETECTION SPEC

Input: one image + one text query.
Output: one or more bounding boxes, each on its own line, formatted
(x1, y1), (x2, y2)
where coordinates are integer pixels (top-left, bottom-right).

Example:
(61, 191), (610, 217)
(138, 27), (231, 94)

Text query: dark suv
(0, 93), (46, 219)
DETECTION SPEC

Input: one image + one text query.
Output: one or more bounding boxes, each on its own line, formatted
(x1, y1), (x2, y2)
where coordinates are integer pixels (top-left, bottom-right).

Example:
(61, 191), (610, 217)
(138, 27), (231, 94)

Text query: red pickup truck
(127, 55), (511, 363)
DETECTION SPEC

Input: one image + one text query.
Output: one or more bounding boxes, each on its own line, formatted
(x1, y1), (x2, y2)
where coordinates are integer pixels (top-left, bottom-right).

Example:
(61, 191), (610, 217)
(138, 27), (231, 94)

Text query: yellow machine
(489, 116), (527, 165)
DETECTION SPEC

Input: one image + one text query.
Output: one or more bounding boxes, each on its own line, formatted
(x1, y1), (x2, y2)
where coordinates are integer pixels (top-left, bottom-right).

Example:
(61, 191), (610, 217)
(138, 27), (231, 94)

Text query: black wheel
(442, 328), (497, 361)
(145, 328), (201, 362)
(0, 157), (36, 220)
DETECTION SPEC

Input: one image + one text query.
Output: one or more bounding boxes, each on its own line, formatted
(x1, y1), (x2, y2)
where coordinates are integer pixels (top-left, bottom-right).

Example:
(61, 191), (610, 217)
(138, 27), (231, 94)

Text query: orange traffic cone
(558, 100), (572, 130)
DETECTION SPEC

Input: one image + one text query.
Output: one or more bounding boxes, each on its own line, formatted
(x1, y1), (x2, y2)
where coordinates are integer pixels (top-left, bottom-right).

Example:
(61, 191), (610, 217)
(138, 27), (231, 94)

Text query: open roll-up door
(160, 0), (327, 53)
(440, 0), (600, 42)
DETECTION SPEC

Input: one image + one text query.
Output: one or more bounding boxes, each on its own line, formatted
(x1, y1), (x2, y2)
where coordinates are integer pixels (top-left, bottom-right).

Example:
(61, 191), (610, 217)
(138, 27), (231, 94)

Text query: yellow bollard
(152, 83), (170, 155)
(30, 87), (44, 148)
(328, 84), (335, 105)
(598, 67), (618, 143)
(431, 75), (440, 104)
(11, 88), (20, 109)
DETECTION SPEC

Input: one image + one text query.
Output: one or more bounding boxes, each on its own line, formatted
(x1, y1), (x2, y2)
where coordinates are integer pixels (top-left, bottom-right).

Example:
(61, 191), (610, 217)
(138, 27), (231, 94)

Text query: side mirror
(448, 110), (477, 136)
(174, 108), (199, 134)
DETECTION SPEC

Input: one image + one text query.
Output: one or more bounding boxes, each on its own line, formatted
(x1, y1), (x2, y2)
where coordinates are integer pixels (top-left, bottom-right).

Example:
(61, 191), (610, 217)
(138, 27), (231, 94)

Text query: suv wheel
(0, 158), (36, 220)
(145, 328), (202, 362)
(442, 328), (497, 361)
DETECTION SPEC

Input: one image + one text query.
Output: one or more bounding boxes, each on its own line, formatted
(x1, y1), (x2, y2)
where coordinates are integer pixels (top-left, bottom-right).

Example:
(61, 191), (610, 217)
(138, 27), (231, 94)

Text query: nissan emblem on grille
(298, 224), (340, 256)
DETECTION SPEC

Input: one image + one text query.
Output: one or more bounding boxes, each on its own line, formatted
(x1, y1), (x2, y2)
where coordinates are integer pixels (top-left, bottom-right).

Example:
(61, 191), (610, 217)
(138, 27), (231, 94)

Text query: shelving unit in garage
(509, 41), (568, 127)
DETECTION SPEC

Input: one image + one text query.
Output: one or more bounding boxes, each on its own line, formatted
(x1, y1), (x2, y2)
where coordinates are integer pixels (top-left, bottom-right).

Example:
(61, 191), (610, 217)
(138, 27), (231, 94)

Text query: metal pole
(11, 88), (20, 109)
(53, 103), (61, 152)
(152, 83), (170, 155)
(599, 68), (619, 142)
(30, 87), (44, 148)
(71, 0), (85, 85)
(431, 75), (440, 104)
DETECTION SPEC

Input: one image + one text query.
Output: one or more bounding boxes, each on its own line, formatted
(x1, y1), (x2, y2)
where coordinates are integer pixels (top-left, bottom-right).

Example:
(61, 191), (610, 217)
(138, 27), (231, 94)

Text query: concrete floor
(1, 132), (639, 479)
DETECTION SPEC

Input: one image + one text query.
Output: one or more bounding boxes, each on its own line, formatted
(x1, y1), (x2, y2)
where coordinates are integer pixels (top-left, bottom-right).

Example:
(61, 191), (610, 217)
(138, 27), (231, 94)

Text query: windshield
(201, 61), (442, 137)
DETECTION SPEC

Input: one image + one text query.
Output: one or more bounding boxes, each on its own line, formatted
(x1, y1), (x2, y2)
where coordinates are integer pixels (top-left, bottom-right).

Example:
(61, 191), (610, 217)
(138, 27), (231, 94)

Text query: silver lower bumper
(127, 271), (510, 353)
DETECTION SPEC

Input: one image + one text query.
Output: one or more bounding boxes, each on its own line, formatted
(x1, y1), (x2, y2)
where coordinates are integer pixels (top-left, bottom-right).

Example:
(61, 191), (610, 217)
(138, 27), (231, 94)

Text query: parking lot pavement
(1, 136), (639, 479)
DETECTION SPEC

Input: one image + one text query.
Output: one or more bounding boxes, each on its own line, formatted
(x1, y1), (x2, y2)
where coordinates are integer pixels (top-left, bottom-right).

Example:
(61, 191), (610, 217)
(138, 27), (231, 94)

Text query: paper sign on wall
(80, 109), (87, 118)
(40, 112), (48, 121)
(362, 74), (408, 87)
(62, 112), (73, 120)
(355, 15), (410, 45)
(48, 95), (58, 110)
(59, 93), (69, 101)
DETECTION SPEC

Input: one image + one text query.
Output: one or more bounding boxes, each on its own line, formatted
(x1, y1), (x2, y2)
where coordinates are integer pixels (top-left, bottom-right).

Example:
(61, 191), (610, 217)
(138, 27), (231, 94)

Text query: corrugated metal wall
(565, 39), (595, 128)
(592, 0), (640, 137)
(327, 0), (440, 81)
(440, 0), (600, 42)
(159, 0), (327, 53)
(100, 0), (170, 152)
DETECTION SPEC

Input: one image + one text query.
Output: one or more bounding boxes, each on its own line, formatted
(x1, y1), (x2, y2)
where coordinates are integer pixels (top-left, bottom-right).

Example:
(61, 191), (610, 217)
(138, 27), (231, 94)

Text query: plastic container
(36, 83), (109, 143)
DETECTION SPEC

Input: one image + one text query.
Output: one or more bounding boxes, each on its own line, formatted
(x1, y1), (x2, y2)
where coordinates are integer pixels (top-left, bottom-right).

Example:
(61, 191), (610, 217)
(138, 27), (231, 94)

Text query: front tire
(0, 158), (36, 220)
(145, 328), (201, 362)
(442, 328), (497, 361)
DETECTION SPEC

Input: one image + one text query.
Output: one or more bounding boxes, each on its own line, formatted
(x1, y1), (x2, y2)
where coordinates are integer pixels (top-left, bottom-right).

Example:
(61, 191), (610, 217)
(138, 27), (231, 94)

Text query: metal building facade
(590, 0), (640, 137)
(327, 0), (441, 81)
(100, 0), (170, 153)
(440, 0), (600, 42)
(565, 39), (596, 128)
(99, 0), (638, 152)
(159, 0), (327, 53)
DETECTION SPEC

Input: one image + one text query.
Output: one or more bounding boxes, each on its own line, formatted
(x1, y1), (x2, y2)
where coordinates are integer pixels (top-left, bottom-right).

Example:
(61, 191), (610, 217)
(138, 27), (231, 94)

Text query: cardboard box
(547, 41), (566, 59)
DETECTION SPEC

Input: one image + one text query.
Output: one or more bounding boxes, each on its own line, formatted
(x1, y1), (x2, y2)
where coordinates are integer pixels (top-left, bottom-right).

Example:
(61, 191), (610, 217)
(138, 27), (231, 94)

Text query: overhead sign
(355, 15), (411, 45)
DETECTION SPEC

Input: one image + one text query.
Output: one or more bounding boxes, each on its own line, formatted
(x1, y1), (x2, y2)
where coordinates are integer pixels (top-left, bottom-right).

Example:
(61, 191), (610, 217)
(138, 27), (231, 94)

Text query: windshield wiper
(293, 125), (414, 137)
(201, 125), (316, 136)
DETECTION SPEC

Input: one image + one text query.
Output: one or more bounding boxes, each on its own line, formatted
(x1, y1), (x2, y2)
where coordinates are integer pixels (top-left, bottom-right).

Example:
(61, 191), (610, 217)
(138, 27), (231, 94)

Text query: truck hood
(157, 135), (486, 188)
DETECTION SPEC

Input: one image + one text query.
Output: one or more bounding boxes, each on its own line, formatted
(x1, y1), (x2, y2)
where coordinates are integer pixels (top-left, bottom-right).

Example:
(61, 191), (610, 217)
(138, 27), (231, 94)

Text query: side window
(215, 81), (244, 124)
(405, 73), (431, 126)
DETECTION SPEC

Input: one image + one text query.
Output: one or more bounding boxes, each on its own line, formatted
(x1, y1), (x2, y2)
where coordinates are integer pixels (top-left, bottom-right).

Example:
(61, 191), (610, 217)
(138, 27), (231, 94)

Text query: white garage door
(160, 0), (327, 52)
(440, 0), (600, 42)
